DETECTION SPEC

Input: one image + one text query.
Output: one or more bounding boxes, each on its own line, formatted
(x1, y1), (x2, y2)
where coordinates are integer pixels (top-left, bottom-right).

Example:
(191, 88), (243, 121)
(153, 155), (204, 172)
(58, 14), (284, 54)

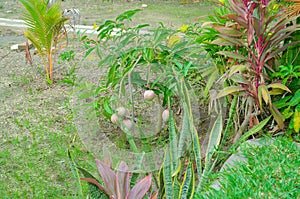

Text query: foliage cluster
(196, 137), (300, 199)
(17, 0), (300, 198)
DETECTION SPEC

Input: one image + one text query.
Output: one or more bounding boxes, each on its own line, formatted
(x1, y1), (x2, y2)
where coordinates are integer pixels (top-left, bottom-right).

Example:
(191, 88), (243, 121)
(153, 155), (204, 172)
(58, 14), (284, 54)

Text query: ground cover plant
(195, 136), (300, 199)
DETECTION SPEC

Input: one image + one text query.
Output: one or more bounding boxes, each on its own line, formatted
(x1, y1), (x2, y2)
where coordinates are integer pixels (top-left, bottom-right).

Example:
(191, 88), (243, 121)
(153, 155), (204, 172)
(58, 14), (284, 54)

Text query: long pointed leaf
(117, 161), (130, 198)
(205, 113), (223, 165)
(95, 159), (118, 197)
(126, 174), (152, 199)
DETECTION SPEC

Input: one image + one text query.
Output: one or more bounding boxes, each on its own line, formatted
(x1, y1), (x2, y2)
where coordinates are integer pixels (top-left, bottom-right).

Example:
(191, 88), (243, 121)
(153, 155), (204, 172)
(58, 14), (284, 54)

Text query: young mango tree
(19, 0), (68, 80)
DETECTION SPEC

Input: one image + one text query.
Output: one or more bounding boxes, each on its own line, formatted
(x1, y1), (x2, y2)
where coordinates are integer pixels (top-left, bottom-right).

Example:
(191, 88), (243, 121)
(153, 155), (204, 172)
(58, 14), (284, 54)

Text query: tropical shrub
(19, 0), (68, 80)
(80, 160), (157, 199)
(196, 0), (300, 142)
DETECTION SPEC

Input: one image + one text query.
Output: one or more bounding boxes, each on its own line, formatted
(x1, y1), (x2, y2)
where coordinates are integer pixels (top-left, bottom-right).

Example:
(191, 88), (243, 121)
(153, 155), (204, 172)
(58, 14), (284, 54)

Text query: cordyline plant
(211, 0), (300, 140)
(80, 160), (157, 199)
(19, 0), (68, 81)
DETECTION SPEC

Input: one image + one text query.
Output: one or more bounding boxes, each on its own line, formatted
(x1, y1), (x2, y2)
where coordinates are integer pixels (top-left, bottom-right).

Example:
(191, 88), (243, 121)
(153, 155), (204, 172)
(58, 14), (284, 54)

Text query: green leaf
(116, 9), (141, 22)
(269, 104), (284, 129)
(228, 65), (248, 77)
(267, 83), (291, 93)
(217, 51), (248, 61)
(211, 38), (237, 46)
(293, 107), (300, 133)
(67, 150), (84, 198)
(179, 162), (194, 199)
(273, 96), (292, 109)
(216, 86), (245, 99)
(204, 69), (219, 97)
(258, 85), (271, 106)
(163, 150), (173, 199)
(205, 113), (223, 165)
(289, 89), (300, 106)
(231, 116), (272, 151)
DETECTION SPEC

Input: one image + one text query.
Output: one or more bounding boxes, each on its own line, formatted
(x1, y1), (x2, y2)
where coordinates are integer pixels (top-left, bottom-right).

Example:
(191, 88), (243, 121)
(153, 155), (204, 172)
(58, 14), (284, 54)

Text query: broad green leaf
(273, 96), (292, 109)
(258, 85), (271, 106)
(216, 86), (244, 99)
(269, 104), (284, 129)
(211, 38), (237, 46)
(289, 89), (300, 106)
(212, 26), (244, 37)
(269, 88), (285, 95)
(228, 65), (248, 77)
(282, 106), (293, 119)
(217, 51), (248, 61)
(116, 9), (141, 22)
(293, 107), (300, 133)
(204, 69), (218, 97)
(230, 73), (248, 84)
(267, 83), (291, 93)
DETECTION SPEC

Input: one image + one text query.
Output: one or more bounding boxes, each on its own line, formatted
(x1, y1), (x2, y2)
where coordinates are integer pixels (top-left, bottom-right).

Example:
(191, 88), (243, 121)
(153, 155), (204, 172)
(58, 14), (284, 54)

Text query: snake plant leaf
(178, 104), (191, 159)
(126, 174), (152, 199)
(168, 109), (179, 173)
(179, 162), (195, 199)
(205, 113), (223, 165)
(163, 150), (173, 199)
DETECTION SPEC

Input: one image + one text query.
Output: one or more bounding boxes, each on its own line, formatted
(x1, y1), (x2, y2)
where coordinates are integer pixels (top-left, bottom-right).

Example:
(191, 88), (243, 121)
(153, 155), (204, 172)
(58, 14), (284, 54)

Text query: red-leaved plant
(212, 0), (300, 140)
(80, 160), (157, 199)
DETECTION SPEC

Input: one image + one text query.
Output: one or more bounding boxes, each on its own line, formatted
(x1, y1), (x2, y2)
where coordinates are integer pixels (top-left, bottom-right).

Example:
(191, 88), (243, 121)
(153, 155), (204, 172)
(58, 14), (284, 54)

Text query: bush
(196, 137), (300, 199)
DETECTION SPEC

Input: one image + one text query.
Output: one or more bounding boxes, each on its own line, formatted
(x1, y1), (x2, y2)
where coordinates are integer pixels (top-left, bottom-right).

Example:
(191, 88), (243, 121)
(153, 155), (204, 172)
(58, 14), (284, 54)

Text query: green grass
(195, 137), (300, 199)
(0, 91), (94, 198)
